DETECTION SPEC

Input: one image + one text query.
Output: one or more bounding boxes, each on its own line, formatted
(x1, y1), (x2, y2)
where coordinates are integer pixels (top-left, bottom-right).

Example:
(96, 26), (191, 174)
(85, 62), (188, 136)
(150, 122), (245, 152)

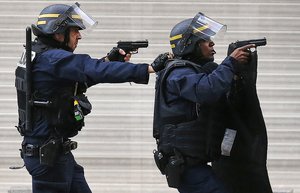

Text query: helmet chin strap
(62, 28), (73, 52)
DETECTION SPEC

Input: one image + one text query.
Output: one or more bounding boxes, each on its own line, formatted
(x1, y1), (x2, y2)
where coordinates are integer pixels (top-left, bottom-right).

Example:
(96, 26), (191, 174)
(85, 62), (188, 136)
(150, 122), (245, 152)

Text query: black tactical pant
(24, 152), (92, 193)
(178, 164), (229, 193)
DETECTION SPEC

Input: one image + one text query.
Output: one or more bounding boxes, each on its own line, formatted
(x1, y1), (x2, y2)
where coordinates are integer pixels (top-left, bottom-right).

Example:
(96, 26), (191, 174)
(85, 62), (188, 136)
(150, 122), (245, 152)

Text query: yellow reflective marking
(170, 34), (182, 41)
(38, 14), (81, 20)
(193, 25), (209, 33)
(37, 21), (46, 25)
(171, 44), (175, 48)
(72, 15), (82, 20)
(39, 14), (60, 18)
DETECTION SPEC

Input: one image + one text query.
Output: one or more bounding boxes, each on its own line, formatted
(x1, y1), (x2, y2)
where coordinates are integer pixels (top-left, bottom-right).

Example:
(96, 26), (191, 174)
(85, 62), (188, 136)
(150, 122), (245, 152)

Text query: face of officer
(53, 27), (82, 52)
(197, 39), (216, 62)
(68, 27), (82, 51)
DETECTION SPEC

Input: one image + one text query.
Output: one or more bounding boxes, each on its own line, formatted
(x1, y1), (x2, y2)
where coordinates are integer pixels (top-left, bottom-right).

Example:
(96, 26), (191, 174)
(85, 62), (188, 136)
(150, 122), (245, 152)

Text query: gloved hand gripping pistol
(227, 38), (267, 107)
(107, 40), (148, 62)
(227, 38), (267, 56)
(227, 38), (267, 85)
(117, 40), (148, 55)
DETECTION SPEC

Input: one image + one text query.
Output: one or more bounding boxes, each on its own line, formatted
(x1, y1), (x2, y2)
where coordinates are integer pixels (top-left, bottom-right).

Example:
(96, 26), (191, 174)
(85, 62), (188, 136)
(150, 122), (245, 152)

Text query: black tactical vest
(153, 59), (229, 162)
(15, 40), (92, 137)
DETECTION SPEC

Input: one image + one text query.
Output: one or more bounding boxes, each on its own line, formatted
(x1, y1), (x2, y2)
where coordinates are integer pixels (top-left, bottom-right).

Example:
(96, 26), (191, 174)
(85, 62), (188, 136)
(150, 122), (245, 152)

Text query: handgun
(117, 40), (148, 54)
(227, 37), (267, 55)
(227, 38), (267, 84)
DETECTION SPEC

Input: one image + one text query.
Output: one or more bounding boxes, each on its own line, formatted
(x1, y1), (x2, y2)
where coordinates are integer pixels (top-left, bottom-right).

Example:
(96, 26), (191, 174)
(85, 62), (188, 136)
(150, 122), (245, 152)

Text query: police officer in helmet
(153, 12), (255, 193)
(15, 3), (169, 193)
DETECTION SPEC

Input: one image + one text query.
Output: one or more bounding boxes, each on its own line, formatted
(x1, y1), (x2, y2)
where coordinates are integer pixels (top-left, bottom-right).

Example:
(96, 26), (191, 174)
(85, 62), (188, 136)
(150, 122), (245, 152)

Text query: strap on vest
(15, 77), (26, 92)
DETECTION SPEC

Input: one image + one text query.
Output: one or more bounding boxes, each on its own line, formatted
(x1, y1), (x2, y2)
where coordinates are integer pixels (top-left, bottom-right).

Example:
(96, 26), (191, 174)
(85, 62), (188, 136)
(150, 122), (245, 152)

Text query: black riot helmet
(32, 2), (98, 37)
(170, 12), (226, 57)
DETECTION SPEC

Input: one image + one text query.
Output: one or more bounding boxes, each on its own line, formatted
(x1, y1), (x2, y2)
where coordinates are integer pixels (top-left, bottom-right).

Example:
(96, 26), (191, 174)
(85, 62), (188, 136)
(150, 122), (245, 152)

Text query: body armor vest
(15, 40), (92, 137)
(153, 59), (229, 162)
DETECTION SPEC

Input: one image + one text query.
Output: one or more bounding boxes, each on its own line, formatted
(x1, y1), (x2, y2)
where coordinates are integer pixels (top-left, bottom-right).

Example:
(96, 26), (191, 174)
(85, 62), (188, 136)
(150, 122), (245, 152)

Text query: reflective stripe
(170, 34), (182, 41)
(170, 25), (208, 41)
(38, 14), (81, 20)
(39, 14), (60, 18)
(37, 21), (46, 25)
(72, 15), (82, 20)
(193, 25), (208, 34)
(171, 44), (175, 48)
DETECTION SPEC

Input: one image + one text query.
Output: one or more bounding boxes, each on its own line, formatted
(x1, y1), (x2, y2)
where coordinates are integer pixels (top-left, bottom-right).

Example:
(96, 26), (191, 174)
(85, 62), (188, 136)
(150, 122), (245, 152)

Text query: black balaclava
(183, 39), (214, 66)
(37, 28), (73, 52)
(182, 40), (218, 73)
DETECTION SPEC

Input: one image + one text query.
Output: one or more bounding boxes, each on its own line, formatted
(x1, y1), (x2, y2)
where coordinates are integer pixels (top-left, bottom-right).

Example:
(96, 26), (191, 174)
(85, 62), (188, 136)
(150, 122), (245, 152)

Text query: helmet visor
(67, 3), (98, 34)
(190, 12), (226, 40)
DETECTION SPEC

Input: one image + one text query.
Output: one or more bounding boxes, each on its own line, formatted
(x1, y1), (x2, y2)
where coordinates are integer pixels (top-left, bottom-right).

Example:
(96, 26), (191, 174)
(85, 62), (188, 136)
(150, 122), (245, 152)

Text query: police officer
(15, 3), (169, 193)
(152, 12), (255, 193)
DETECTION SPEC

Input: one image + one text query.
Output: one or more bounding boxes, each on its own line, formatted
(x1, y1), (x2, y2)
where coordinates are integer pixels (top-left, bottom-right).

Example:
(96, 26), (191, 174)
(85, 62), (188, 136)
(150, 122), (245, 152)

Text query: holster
(39, 139), (61, 166)
(153, 149), (168, 174)
(166, 150), (185, 188)
(154, 149), (185, 188)
(39, 139), (78, 166)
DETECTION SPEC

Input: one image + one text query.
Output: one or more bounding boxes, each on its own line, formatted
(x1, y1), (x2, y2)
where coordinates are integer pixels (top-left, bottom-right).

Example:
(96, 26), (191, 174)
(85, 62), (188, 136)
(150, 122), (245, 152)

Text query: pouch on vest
(159, 119), (216, 162)
(50, 91), (92, 137)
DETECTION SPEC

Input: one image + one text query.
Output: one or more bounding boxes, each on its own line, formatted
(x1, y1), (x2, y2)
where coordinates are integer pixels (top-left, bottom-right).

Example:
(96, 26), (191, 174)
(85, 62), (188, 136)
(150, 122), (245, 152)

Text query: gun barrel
(237, 38), (267, 47)
(117, 40), (148, 48)
(134, 41), (148, 48)
(117, 40), (148, 54)
(249, 38), (267, 46)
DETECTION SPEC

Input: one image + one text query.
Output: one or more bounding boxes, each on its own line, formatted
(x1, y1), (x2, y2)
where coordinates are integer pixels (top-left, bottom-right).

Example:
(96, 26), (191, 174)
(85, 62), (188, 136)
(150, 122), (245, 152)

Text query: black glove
(151, 52), (170, 72)
(107, 47), (125, 62)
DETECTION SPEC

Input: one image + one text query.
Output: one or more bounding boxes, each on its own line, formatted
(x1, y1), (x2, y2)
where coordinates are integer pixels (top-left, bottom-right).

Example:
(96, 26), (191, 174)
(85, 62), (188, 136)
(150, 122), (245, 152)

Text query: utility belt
(21, 139), (78, 166)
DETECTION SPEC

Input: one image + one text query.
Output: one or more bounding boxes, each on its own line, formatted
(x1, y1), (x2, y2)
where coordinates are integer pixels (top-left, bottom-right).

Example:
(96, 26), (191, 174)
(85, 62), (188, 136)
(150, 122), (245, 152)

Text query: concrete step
(1, 1), (299, 18)
(1, 14), (300, 35)
(3, 185), (299, 193)
(1, 28), (299, 46)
